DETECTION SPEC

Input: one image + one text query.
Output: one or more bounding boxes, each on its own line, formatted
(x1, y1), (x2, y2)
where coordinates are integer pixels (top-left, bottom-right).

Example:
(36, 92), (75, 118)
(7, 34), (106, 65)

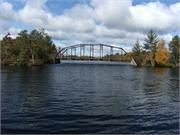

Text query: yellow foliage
(155, 39), (169, 66)
(2, 58), (11, 63)
(145, 53), (153, 61)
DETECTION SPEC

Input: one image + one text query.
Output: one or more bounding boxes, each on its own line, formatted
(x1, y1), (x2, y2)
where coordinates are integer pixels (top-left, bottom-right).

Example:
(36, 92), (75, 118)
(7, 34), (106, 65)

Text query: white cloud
(45, 30), (70, 40)
(159, 34), (173, 43)
(95, 37), (136, 46)
(159, 34), (173, 48)
(55, 42), (67, 48)
(90, 0), (179, 34)
(93, 25), (127, 38)
(55, 40), (83, 48)
(18, 2), (50, 27)
(45, 29), (95, 42)
(123, 46), (133, 53)
(18, 1), (96, 33)
(93, 25), (147, 40)
(63, 4), (94, 19)
(72, 33), (95, 42)
(1, 0), (179, 53)
(0, 25), (21, 39)
(49, 16), (96, 33)
(0, 2), (19, 22)
(129, 1), (180, 34)
(91, 0), (132, 30)
(9, 27), (22, 35)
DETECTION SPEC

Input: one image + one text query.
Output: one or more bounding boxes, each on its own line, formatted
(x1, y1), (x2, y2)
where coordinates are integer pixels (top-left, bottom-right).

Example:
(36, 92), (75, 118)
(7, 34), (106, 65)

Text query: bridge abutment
(53, 57), (61, 64)
(131, 59), (137, 66)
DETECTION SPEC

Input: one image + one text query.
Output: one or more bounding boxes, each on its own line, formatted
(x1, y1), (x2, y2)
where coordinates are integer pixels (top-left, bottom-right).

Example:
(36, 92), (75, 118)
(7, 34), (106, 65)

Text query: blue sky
(0, 0), (179, 52)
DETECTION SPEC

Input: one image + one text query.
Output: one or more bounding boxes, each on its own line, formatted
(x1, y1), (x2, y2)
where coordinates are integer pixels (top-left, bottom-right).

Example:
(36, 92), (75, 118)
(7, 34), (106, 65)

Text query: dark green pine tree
(144, 29), (159, 52)
(132, 39), (143, 66)
(169, 35), (179, 67)
(133, 39), (141, 55)
(144, 29), (159, 66)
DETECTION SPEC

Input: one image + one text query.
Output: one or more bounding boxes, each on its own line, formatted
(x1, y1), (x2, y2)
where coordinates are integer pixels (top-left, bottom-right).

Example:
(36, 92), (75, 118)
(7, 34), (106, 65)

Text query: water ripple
(1, 64), (179, 134)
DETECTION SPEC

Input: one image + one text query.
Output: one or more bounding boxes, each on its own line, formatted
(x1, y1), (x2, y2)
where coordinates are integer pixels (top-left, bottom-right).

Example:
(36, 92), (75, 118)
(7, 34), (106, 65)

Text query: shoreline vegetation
(130, 29), (179, 68)
(1, 28), (57, 66)
(1, 28), (179, 68)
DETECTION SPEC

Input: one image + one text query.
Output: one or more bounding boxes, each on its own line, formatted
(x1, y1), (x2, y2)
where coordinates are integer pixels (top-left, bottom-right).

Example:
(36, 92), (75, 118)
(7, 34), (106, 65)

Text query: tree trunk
(32, 53), (34, 64)
(31, 48), (34, 64)
(151, 60), (154, 67)
(172, 55), (177, 67)
(150, 50), (155, 67)
(174, 60), (178, 67)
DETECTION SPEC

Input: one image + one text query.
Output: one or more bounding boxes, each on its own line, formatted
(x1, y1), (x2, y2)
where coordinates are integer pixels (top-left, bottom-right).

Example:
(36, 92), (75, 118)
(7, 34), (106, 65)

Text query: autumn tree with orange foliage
(155, 39), (169, 66)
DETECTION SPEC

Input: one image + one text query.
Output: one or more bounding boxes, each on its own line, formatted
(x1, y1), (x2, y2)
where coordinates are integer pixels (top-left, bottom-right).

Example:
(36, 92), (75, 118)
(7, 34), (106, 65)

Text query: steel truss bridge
(54, 44), (137, 66)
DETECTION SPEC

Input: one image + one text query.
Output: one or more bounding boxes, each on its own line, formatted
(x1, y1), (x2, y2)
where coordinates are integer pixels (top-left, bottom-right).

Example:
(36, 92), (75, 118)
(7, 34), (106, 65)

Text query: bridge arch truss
(55, 44), (137, 65)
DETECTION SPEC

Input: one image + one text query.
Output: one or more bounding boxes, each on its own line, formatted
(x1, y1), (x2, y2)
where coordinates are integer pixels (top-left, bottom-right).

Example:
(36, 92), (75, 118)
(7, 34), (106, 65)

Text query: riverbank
(140, 62), (179, 68)
(132, 54), (179, 68)
(1, 60), (179, 68)
(1, 58), (54, 66)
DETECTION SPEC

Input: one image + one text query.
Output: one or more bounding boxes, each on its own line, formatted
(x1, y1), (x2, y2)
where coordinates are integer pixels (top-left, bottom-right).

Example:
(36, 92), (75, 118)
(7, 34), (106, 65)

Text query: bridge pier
(131, 59), (137, 66)
(53, 57), (60, 64)
(56, 59), (60, 63)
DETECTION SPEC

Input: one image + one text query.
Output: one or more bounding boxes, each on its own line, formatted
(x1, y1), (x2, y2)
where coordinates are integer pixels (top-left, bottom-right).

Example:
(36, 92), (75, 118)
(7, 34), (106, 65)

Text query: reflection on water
(1, 63), (179, 134)
(155, 68), (166, 82)
(154, 67), (166, 75)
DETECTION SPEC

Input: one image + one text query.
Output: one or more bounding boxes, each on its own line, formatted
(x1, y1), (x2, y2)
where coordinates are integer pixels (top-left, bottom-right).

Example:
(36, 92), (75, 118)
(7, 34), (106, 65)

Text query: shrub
(164, 62), (175, 67)
(2, 58), (11, 64)
(133, 54), (144, 66)
(19, 60), (27, 66)
(33, 59), (43, 66)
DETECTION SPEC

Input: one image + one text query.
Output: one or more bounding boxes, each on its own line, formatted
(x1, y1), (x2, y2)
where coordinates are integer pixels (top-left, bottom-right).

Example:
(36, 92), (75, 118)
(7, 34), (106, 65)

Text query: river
(1, 60), (179, 134)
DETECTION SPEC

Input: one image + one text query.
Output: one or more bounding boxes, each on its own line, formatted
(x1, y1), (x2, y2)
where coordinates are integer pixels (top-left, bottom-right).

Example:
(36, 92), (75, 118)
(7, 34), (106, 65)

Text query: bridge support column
(131, 59), (137, 66)
(110, 46), (113, 61)
(53, 57), (61, 64)
(56, 59), (60, 63)
(90, 44), (91, 59)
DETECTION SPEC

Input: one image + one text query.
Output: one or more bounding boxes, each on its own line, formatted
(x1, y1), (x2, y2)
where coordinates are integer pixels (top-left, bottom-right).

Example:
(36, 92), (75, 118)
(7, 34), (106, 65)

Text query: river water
(1, 60), (179, 134)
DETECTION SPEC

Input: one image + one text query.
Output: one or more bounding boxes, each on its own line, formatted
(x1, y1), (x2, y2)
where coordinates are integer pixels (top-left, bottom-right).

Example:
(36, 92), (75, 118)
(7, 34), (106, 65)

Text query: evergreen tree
(29, 29), (39, 64)
(144, 29), (159, 66)
(16, 30), (30, 65)
(1, 28), (57, 65)
(132, 39), (143, 66)
(133, 39), (141, 55)
(169, 35), (179, 67)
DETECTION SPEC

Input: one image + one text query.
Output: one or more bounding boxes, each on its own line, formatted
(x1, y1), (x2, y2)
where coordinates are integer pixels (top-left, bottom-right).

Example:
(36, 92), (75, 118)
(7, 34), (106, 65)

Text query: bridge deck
(56, 57), (131, 61)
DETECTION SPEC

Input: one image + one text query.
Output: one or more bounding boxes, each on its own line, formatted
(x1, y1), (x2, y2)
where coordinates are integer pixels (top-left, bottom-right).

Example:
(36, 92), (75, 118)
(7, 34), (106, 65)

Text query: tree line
(131, 29), (179, 67)
(1, 28), (57, 66)
(1, 28), (179, 67)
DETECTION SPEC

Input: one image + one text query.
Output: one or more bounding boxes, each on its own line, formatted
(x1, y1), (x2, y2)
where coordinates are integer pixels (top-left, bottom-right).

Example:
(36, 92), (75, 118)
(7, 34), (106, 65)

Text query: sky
(0, 0), (179, 52)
